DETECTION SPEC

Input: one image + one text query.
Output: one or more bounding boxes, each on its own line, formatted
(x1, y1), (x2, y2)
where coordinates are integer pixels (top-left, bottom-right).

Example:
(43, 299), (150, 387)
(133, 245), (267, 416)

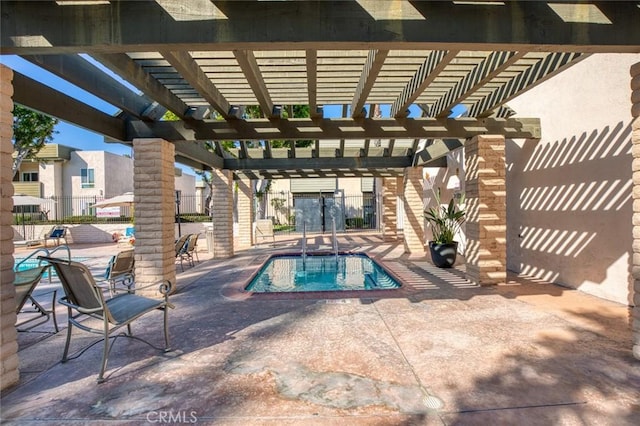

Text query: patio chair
(98, 249), (135, 296)
(255, 219), (275, 246)
(185, 233), (200, 266)
(43, 225), (67, 247)
(174, 234), (191, 272)
(14, 264), (58, 332)
(38, 256), (174, 383)
(117, 226), (135, 247)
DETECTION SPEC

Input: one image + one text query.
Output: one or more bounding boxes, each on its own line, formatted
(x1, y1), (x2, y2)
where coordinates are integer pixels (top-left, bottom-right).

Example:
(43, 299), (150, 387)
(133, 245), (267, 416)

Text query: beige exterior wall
(507, 53), (640, 304)
(270, 177), (371, 196)
(17, 149), (195, 201)
(0, 64), (18, 390)
(174, 170), (196, 199)
(65, 151), (135, 199)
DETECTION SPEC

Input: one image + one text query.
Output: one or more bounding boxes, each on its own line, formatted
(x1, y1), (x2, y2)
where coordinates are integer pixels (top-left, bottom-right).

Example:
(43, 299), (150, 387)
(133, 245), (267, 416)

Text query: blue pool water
(245, 253), (401, 293)
(15, 257), (88, 277)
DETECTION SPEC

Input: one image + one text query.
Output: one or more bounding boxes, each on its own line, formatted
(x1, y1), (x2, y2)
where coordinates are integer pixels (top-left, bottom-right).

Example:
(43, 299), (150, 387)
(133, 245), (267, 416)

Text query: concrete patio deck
(2, 234), (639, 425)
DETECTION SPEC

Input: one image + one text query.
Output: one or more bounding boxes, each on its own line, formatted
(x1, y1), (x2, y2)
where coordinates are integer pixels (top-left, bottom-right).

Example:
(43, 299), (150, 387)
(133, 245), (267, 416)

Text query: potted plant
(424, 189), (465, 268)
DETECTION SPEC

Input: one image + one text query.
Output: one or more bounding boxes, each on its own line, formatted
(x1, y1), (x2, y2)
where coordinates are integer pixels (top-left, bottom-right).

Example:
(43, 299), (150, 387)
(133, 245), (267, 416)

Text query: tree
(12, 105), (58, 178)
(243, 105), (313, 219)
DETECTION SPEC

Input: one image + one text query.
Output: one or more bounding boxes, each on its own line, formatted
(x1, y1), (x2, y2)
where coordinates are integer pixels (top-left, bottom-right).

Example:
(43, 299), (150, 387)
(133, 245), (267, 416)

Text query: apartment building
(13, 144), (196, 219)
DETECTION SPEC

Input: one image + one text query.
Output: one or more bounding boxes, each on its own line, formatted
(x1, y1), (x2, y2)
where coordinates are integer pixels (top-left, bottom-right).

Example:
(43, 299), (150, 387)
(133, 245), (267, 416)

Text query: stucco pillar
(382, 177), (399, 241)
(464, 135), (506, 286)
(0, 65), (18, 389)
(403, 167), (425, 255)
(236, 177), (253, 249)
(132, 139), (176, 294)
(211, 169), (234, 258)
(630, 61), (640, 360)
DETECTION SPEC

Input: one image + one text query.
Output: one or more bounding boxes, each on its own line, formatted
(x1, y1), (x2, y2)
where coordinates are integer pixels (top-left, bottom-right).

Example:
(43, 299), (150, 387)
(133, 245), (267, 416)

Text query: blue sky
(1, 54), (425, 177)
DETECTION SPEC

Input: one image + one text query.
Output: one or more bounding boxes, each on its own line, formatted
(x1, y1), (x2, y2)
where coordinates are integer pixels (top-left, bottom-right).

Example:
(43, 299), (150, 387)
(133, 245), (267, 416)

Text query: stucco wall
(175, 172), (196, 196)
(507, 53), (640, 304)
(103, 152), (133, 197)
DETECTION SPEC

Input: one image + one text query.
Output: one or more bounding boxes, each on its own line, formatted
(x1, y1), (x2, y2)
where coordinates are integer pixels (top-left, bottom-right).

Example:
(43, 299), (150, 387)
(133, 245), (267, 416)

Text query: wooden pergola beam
(126, 116), (542, 142)
(3, 2), (640, 54)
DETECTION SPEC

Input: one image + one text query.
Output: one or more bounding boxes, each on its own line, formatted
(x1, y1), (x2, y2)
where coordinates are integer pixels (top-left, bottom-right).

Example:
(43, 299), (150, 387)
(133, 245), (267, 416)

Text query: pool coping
(221, 250), (412, 301)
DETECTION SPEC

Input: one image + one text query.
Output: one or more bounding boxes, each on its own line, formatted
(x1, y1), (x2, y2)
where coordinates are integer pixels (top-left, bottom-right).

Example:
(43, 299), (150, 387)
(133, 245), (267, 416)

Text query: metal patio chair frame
(14, 264), (58, 332)
(98, 248), (135, 295)
(43, 225), (68, 247)
(184, 233), (199, 266)
(14, 246), (70, 332)
(39, 256), (174, 383)
(174, 234), (191, 272)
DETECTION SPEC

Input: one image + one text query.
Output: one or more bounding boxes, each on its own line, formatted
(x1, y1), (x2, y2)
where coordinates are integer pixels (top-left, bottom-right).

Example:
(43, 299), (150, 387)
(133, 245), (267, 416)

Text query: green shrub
(346, 217), (365, 229)
(177, 214), (211, 223)
(274, 224), (294, 233)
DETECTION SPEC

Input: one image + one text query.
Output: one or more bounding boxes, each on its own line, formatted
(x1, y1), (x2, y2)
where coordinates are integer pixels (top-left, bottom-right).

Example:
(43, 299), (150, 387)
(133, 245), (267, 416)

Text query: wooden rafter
(93, 53), (191, 120)
(390, 50), (459, 118)
(233, 50), (274, 118)
(161, 50), (233, 120)
(467, 52), (586, 117)
(429, 50), (527, 118)
(350, 49), (389, 118)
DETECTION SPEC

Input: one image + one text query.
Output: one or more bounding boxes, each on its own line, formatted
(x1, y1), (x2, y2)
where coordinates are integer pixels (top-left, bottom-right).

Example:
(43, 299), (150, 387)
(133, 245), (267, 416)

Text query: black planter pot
(428, 241), (458, 268)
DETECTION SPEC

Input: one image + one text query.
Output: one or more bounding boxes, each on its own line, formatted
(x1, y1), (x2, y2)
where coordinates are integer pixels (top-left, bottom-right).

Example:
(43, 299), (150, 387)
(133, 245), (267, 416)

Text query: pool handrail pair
(15, 245), (71, 284)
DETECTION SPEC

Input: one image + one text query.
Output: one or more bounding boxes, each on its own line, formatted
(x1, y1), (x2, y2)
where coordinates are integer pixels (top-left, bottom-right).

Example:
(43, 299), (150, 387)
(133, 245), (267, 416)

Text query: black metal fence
(256, 191), (379, 234)
(12, 194), (204, 225)
(12, 192), (381, 232)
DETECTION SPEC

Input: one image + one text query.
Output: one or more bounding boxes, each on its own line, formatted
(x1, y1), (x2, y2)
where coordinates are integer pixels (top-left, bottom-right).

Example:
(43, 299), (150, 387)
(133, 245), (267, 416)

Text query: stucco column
(403, 167), (425, 255)
(382, 177), (399, 241)
(236, 177), (253, 249)
(630, 61), (640, 360)
(133, 139), (177, 294)
(211, 169), (234, 258)
(464, 135), (507, 286)
(0, 65), (18, 389)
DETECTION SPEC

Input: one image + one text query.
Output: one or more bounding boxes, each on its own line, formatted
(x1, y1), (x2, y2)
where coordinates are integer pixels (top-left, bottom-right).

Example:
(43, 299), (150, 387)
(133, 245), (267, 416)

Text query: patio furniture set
(14, 244), (174, 383)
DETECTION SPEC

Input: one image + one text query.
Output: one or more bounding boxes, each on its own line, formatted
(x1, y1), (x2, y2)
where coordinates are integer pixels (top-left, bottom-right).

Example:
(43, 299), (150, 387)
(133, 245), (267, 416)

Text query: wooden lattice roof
(2, 1), (639, 178)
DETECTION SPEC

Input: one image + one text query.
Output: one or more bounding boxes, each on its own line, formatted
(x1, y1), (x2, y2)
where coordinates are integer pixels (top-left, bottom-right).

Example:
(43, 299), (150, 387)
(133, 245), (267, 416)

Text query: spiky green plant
(424, 188), (465, 244)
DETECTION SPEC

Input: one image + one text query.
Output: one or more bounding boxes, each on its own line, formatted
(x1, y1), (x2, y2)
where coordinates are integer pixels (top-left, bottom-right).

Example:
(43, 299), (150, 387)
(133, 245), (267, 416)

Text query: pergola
(3, 1), (639, 178)
(2, 1), (640, 388)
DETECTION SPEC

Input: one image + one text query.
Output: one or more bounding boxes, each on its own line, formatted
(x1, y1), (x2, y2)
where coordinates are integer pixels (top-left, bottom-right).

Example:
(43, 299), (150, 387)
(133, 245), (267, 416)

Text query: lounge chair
(98, 249), (135, 295)
(14, 264), (58, 332)
(38, 256), (174, 383)
(174, 234), (191, 272)
(43, 226), (67, 247)
(255, 219), (275, 246)
(117, 226), (135, 247)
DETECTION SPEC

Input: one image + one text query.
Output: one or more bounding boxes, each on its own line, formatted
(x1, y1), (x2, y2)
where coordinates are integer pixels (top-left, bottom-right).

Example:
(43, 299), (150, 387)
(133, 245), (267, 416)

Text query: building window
(81, 168), (95, 188)
(21, 172), (38, 182)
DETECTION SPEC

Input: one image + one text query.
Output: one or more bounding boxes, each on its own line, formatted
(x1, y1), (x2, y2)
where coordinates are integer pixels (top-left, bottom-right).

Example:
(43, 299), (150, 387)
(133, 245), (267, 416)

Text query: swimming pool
(245, 253), (401, 293)
(14, 257), (88, 277)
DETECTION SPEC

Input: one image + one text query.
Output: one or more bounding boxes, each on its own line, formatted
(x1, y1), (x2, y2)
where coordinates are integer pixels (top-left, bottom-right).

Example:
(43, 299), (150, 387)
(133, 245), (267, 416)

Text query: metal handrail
(332, 218), (338, 260)
(15, 244), (72, 283)
(14, 248), (51, 270)
(48, 244), (71, 261)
